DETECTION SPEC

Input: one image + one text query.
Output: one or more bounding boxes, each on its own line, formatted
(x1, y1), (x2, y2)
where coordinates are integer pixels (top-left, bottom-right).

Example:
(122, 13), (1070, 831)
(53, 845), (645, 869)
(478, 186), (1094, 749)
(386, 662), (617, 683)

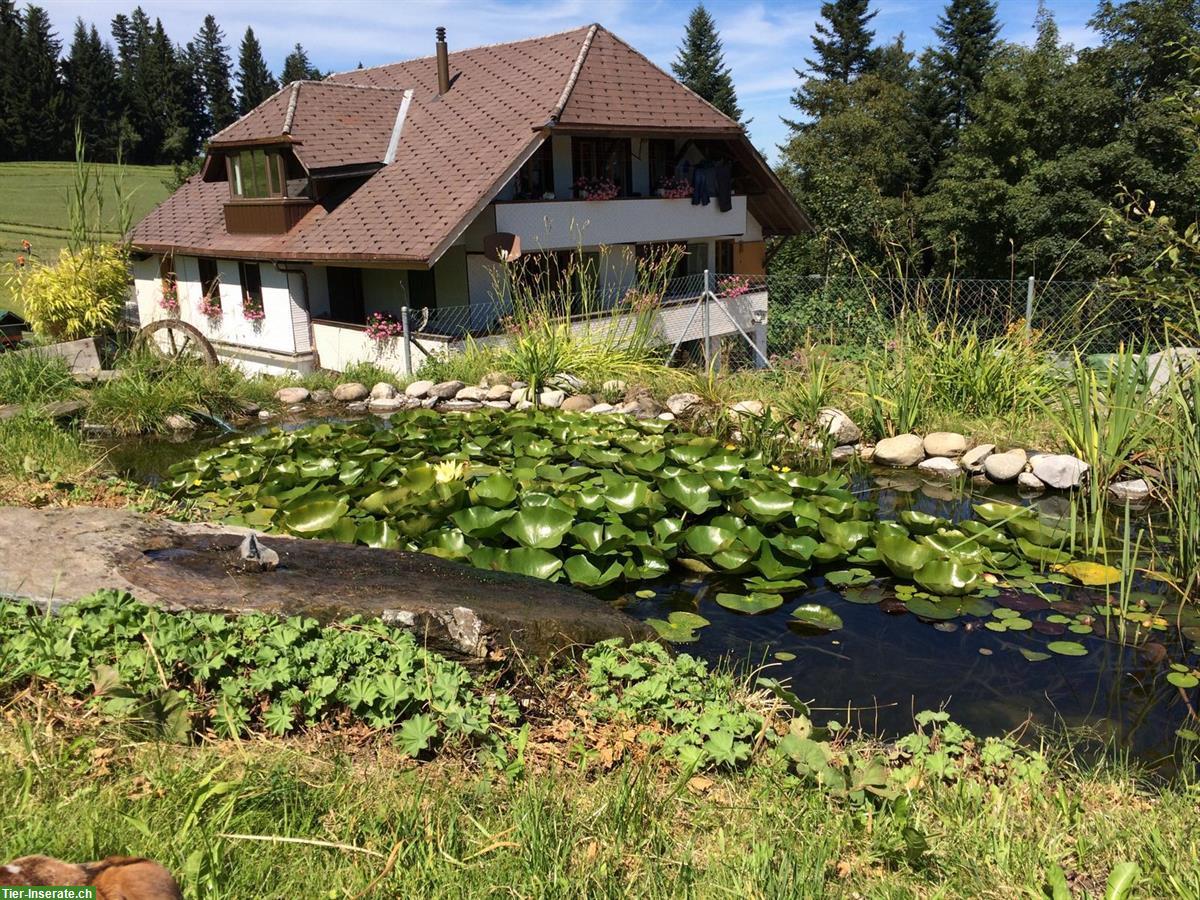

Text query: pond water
(105, 413), (1199, 764)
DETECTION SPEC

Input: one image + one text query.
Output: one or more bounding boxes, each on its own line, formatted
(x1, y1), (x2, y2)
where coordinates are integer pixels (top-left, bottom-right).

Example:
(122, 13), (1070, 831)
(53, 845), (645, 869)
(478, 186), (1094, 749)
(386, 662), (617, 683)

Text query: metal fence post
(401, 306), (412, 375)
(1025, 276), (1035, 334)
(702, 269), (711, 368)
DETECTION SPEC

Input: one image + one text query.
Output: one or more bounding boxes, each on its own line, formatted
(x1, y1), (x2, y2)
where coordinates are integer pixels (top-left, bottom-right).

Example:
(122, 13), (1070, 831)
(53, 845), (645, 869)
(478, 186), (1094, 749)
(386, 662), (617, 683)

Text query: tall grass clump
(88, 350), (273, 435)
(415, 336), (505, 386)
(1164, 371), (1200, 597)
(0, 410), (97, 479)
(491, 244), (683, 396)
(0, 348), (78, 405)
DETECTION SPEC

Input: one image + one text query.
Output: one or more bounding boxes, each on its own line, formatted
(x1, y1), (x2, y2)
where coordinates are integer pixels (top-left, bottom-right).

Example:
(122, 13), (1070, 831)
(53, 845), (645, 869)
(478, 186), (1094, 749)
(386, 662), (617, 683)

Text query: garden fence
(387, 270), (1148, 374)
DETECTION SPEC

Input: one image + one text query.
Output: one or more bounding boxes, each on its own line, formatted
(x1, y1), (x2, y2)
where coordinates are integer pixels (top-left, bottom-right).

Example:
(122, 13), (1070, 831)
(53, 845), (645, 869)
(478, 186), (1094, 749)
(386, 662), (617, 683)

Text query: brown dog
(0, 855), (183, 899)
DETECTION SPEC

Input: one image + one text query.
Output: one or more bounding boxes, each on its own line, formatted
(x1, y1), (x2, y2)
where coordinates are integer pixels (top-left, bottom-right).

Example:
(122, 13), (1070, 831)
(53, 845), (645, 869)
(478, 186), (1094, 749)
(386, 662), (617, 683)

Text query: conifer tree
(62, 20), (122, 160)
(0, 0), (24, 159)
(671, 4), (742, 121)
(924, 0), (1001, 133)
(281, 43), (321, 83)
(236, 27), (278, 114)
(194, 14), (235, 132)
(18, 4), (66, 159)
(805, 0), (877, 83)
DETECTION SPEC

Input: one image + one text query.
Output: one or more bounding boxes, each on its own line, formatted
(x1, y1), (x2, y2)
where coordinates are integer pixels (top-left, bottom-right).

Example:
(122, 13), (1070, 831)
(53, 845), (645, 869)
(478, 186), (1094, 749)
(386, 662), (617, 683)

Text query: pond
(109, 410), (1200, 763)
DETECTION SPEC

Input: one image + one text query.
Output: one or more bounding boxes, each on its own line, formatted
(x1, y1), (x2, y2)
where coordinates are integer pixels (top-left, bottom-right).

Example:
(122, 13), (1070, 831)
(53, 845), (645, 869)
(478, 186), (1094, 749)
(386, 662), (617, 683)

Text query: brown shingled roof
(130, 25), (807, 265)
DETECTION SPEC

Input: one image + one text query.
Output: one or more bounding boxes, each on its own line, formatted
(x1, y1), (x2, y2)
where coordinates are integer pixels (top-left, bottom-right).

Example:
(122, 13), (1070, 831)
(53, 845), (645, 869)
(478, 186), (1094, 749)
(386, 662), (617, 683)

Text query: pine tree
(62, 20), (122, 161)
(927, 0), (1001, 133)
(670, 4), (742, 121)
(194, 14), (235, 132)
(806, 0), (877, 83)
(0, 0), (24, 160)
(236, 27), (278, 114)
(281, 43), (321, 83)
(18, 5), (67, 159)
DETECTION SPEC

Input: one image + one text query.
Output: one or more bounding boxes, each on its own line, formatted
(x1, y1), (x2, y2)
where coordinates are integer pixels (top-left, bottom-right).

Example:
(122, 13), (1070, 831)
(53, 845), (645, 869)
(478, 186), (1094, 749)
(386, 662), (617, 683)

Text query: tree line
(674, 0), (1199, 280)
(0, 2), (326, 166)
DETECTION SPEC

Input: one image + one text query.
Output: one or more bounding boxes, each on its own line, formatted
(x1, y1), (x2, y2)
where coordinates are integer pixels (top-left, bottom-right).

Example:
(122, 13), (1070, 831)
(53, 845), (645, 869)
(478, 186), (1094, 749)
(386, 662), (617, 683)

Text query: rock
(1018, 471), (1046, 492)
(483, 400), (512, 410)
(560, 394), (594, 412)
(984, 448), (1027, 483)
(818, 408), (861, 445)
(482, 371), (513, 387)
(345, 401), (368, 413)
(164, 413), (193, 431)
(511, 380), (528, 390)
(586, 403), (616, 414)
(830, 445), (856, 464)
(238, 400), (261, 416)
(602, 379), (627, 394)
(614, 401), (640, 415)
(274, 386), (309, 404)
(1030, 453), (1089, 490)
(439, 399), (482, 412)
(257, 409), (273, 420)
(428, 380), (465, 400)
(1109, 478), (1151, 503)
(666, 392), (703, 416)
(510, 387), (530, 405)
(515, 400), (534, 411)
(873, 434), (925, 467)
(539, 389), (566, 408)
(923, 432), (967, 459)
(368, 397), (408, 413)
(960, 443), (995, 474)
(552, 372), (586, 392)
(485, 384), (513, 401)
(730, 399), (765, 418)
(859, 445), (875, 462)
(970, 473), (991, 489)
(455, 385), (487, 401)
(369, 382), (397, 400)
(917, 456), (961, 479)
(0, 507), (656, 660)
(310, 389), (333, 404)
(657, 411), (676, 422)
(332, 382), (369, 402)
(238, 533), (279, 572)
(405, 379), (435, 398)
(635, 395), (665, 416)
(420, 397), (439, 409)
(1145, 347), (1199, 394)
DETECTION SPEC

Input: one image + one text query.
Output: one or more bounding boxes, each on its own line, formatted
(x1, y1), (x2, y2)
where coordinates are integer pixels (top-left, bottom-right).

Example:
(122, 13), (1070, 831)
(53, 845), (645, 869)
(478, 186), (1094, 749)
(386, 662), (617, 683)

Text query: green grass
(0, 410), (98, 480)
(0, 161), (171, 315)
(0, 347), (79, 406)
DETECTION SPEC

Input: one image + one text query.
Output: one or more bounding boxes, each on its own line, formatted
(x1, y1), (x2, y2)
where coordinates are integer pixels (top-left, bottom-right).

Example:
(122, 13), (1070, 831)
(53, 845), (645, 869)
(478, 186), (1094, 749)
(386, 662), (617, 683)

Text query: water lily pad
(1016, 538), (1073, 566)
(684, 525), (737, 556)
(715, 592), (784, 615)
(646, 611), (710, 642)
(1020, 649), (1052, 662)
(904, 597), (959, 620)
(1166, 672), (1198, 689)
(451, 506), (516, 538)
(502, 506), (575, 549)
(973, 501), (1030, 524)
(1058, 561), (1122, 586)
(659, 473), (717, 515)
(913, 559), (980, 596)
(500, 547), (564, 580)
(742, 491), (798, 523)
(899, 510), (944, 534)
(282, 498), (349, 534)
(1047, 640), (1088, 657)
(790, 603), (843, 630)
(773, 651), (797, 661)
(562, 554), (623, 587)
(824, 568), (873, 587)
(876, 535), (935, 578)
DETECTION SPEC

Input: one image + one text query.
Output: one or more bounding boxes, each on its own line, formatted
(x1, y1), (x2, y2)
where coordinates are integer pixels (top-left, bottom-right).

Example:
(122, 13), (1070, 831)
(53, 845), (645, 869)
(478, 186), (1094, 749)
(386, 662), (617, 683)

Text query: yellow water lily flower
(434, 460), (470, 483)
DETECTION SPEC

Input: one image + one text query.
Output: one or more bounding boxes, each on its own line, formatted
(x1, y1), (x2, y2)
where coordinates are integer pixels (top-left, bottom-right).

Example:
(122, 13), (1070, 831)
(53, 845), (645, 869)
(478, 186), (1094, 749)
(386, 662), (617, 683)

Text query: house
(128, 24), (810, 374)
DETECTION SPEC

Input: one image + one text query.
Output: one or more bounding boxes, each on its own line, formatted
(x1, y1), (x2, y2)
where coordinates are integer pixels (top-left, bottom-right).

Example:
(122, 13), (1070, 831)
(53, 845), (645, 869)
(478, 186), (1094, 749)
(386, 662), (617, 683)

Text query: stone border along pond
(162, 407), (1195, 662)
(270, 374), (1151, 502)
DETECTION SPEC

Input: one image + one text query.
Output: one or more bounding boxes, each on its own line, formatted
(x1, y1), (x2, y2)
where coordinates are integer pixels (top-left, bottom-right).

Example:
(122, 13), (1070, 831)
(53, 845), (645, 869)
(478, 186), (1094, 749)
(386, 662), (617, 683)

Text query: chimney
(435, 26), (450, 95)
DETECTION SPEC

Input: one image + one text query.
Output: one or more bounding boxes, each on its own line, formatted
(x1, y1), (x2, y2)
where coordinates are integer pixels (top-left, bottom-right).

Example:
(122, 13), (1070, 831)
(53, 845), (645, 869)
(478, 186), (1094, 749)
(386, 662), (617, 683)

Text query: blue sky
(43, 0), (1102, 161)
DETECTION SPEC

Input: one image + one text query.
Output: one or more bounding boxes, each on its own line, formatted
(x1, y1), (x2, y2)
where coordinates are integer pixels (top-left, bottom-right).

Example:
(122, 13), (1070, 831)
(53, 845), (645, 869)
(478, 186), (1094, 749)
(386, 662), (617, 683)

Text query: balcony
(224, 199), (313, 234)
(493, 195), (748, 251)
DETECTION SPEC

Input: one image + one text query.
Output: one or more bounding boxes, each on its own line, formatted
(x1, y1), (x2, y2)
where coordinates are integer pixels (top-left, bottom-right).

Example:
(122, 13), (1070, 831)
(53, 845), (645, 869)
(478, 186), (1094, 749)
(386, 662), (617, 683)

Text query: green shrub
(0, 348), (78, 405)
(416, 338), (506, 386)
(3, 243), (129, 340)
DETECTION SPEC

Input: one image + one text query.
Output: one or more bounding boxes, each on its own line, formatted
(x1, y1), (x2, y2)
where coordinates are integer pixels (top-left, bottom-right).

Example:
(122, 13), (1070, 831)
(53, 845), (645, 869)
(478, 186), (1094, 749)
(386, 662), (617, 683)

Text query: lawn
(0, 161), (171, 315)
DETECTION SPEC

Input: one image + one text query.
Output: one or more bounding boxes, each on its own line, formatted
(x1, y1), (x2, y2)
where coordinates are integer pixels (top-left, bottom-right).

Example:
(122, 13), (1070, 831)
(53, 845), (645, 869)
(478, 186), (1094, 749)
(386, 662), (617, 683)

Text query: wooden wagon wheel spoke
(133, 319), (219, 367)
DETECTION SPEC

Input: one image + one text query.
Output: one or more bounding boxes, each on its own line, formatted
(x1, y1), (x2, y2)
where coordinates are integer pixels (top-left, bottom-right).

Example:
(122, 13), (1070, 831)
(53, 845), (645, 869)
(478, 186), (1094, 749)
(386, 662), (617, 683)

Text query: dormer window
(227, 148), (287, 200)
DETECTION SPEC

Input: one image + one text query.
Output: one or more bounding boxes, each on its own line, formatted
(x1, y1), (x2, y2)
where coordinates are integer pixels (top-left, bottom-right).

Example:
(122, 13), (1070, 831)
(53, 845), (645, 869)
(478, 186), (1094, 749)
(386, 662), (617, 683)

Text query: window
(228, 149), (286, 199)
(647, 139), (676, 192)
(198, 258), (220, 300)
(571, 137), (630, 197)
(514, 141), (555, 200)
(238, 261), (262, 307)
(685, 242), (709, 276)
(636, 242), (687, 281)
(715, 240), (734, 274)
(408, 268), (437, 309)
(510, 250), (597, 316)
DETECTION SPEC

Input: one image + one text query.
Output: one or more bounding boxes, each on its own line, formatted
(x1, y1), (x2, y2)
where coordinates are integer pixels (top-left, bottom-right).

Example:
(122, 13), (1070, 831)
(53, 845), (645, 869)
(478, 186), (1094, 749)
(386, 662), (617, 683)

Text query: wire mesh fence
(381, 270), (1149, 374)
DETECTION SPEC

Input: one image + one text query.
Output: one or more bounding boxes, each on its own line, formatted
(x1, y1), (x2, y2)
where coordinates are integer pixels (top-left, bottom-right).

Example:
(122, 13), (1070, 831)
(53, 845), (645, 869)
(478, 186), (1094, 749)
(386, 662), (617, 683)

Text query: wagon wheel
(134, 319), (218, 367)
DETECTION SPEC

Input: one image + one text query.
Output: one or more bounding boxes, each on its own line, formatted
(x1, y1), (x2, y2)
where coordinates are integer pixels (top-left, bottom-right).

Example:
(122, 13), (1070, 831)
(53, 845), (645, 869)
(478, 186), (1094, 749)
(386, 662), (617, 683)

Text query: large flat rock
(0, 507), (654, 660)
